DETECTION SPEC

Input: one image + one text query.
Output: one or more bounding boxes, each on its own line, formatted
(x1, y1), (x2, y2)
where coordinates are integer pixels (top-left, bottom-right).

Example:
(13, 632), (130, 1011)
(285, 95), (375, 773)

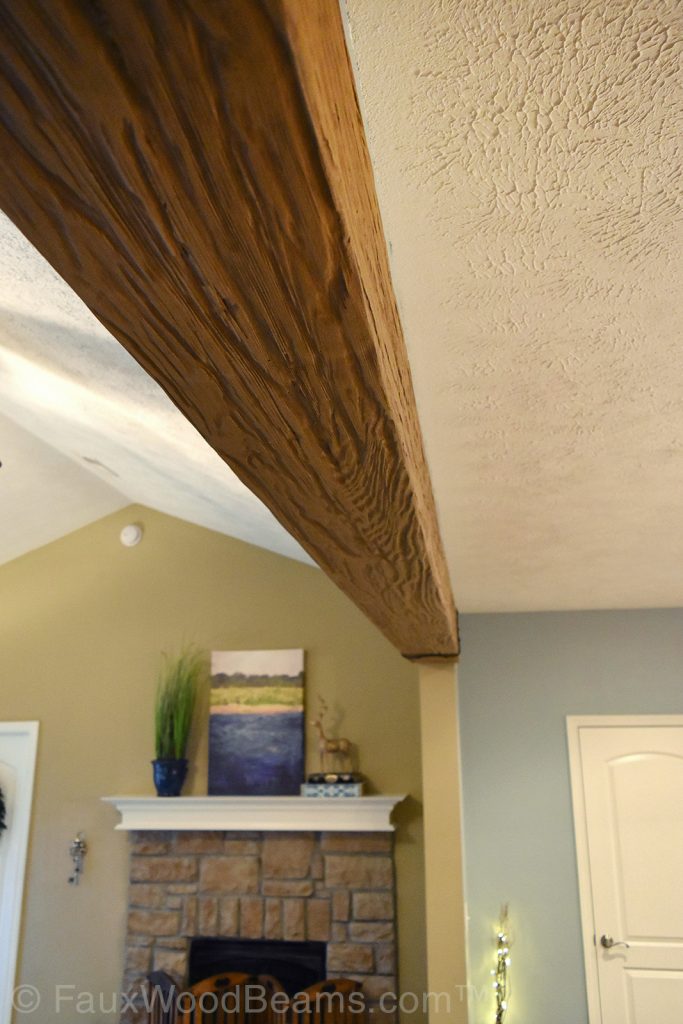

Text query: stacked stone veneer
(122, 830), (396, 1012)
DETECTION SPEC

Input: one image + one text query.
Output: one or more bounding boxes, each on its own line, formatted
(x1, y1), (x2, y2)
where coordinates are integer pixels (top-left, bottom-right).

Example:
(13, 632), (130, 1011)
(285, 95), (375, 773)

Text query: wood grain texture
(0, 0), (458, 659)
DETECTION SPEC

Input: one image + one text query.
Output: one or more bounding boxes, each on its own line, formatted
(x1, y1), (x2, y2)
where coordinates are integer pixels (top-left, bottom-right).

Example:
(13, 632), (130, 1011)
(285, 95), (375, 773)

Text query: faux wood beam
(0, 0), (458, 659)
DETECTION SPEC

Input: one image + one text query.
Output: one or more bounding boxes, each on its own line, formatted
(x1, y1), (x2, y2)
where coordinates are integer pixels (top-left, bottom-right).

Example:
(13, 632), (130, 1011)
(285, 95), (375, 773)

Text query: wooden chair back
(289, 979), (364, 1024)
(175, 972), (270, 1024)
(164, 972), (364, 1024)
(253, 975), (288, 1024)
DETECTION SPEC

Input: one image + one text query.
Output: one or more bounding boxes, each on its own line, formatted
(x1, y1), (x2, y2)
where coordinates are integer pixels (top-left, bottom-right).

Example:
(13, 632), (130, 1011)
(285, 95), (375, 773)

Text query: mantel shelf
(102, 795), (406, 833)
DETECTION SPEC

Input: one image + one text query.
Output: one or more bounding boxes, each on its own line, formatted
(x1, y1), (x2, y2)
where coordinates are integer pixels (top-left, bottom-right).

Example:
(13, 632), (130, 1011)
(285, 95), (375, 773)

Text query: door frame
(566, 714), (683, 1023)
(0, 721), (39, 1024)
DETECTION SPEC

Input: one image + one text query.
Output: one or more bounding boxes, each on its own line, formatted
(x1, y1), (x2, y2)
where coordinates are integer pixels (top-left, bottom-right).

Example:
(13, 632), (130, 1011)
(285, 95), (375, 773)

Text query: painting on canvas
(208, 649), (304, 795)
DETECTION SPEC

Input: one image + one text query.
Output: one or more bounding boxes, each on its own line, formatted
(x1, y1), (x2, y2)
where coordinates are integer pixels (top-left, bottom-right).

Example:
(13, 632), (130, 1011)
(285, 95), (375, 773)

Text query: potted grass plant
(152, 647), (207, 797)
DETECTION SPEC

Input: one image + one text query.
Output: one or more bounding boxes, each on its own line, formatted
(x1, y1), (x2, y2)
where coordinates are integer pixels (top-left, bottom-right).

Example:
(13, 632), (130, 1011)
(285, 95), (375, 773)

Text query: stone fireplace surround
(122, 829), (397, 1017)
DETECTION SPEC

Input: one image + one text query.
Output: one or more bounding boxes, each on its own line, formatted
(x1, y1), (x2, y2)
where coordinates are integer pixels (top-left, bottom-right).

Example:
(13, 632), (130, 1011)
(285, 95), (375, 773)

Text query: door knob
(600, 934), (630, 949)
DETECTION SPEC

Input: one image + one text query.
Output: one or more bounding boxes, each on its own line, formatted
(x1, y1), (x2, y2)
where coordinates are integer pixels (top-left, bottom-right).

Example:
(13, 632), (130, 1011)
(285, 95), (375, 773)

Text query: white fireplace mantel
(102, 795), (406, 833)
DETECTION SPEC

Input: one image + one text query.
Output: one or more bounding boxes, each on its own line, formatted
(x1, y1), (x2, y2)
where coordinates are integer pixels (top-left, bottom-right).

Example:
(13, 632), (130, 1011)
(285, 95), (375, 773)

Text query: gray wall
(458, 609), (683, 1024)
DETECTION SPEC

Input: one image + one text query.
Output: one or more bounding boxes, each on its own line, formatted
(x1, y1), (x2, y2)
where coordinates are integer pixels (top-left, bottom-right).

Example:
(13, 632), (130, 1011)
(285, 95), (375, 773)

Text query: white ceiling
(0, 412), (126, 566)
(2, 1), (681, 611)
(344, 0), (683, 611)
(0, 211), (309, 567)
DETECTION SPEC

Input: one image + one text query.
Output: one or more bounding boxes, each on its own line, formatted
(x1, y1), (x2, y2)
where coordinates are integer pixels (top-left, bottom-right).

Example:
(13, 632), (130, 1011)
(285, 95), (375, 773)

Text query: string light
(491, 904), (511, 1023)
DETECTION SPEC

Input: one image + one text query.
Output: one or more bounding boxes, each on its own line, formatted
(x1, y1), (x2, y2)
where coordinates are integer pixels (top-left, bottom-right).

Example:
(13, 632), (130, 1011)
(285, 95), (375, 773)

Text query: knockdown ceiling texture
(345, 0), (683, 611)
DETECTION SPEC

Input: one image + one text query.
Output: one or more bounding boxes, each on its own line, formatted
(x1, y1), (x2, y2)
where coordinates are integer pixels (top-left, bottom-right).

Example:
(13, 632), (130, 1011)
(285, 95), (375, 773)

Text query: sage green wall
(458, 609), (683, 1024)
(0, 505), (423, 1019)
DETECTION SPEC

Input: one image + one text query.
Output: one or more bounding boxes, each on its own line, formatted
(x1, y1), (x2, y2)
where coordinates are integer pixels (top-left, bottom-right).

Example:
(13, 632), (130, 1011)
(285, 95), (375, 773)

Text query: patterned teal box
(300, 782), (364, 798)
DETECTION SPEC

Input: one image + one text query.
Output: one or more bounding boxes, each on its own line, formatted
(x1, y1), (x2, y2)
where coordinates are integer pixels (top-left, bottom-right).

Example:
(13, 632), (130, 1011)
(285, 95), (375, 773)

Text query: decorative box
(301, 781), (365, 798)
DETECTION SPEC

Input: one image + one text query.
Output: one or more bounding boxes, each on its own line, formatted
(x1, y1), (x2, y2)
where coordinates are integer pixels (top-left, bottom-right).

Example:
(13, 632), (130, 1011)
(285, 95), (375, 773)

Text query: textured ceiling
(0, 212), (309, 567)
(345, 0), (683, 611)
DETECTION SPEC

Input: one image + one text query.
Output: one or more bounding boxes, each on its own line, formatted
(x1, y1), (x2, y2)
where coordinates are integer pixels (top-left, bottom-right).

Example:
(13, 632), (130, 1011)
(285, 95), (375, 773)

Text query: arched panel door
(568, 717), (683, 1024)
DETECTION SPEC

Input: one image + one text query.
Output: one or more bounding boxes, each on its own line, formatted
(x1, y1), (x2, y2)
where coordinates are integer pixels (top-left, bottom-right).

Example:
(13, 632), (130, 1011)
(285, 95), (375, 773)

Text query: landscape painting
(209, 649), (305, 796)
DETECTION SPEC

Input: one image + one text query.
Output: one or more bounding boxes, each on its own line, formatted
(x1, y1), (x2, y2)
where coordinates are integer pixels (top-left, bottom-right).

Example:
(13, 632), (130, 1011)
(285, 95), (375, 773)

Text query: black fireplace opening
(188, 938), (327, 997)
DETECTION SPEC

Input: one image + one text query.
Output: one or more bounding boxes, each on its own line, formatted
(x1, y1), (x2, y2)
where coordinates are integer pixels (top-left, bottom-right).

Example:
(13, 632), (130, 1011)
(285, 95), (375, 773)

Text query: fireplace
(121, 830), (397, 1022)
(189, 938), (326, 995)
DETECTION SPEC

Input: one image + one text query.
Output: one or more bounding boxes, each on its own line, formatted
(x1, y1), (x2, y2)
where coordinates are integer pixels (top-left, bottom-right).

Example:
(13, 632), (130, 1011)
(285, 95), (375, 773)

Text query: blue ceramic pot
(152, 758), (188, 797)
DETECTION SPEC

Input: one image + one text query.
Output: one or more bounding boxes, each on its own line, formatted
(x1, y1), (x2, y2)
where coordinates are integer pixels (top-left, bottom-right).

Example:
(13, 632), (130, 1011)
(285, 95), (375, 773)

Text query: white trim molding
(102, 795), (406, 833)
(0, 721), (39, 1024)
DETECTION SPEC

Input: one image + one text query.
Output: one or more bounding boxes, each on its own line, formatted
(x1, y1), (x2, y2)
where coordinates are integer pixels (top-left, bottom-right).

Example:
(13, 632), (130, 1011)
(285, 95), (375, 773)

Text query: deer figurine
(311, 697), (352, 773)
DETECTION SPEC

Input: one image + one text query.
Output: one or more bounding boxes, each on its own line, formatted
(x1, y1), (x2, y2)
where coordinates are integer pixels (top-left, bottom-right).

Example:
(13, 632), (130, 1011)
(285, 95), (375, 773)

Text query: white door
(568, 716), (683, 1024)
(0, 723), (39, 1024)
